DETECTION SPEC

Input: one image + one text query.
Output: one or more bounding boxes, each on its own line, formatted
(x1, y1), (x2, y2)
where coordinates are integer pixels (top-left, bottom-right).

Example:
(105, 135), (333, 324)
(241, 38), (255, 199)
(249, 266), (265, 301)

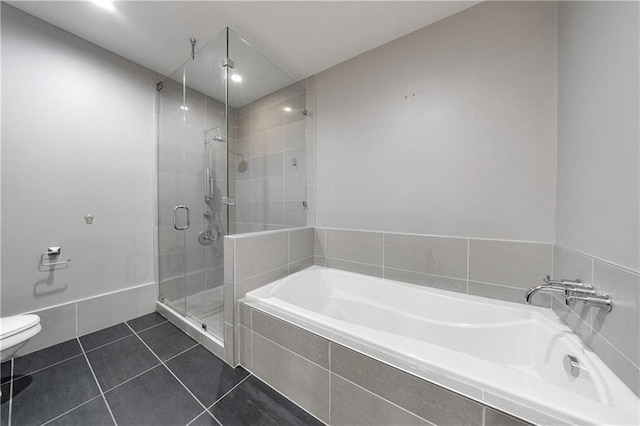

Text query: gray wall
(315, 1), (558, 242)
(553, 1), (640, 397)
(1, 5), (157, 352)
(555, 1), (640, 272)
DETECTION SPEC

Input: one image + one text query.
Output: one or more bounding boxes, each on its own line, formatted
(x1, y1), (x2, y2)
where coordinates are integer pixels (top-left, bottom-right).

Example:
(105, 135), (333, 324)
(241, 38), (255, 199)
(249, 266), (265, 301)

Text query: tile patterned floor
(1, 312), (323, 426)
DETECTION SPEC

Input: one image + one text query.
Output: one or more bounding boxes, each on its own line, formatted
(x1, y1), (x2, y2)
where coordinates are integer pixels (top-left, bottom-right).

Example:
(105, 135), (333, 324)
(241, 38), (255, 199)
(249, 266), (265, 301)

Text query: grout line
(322, 256), (382, 269)
(384, 268), (467, 284)
(590, 258), (595, 327)
(333, 373), (436, 426)
(554, 244), (640, 276)
(236, 263), (290, 287)
(246, 367), (327, 425)
(207, 373), (251, 409)
(253, 331), (330, 373)
(316, 226), (553, 245)
(288, 230), (291, 275)
(124, 323), (210, 412)
(592, 328), (640, 370)
(382, 233), (385, 279)
(8, 358), (14, 426)
(466, 238), (470, 294)
(250, 330), (254, 373)
(83, 334), (135, 354)
(482, 406), (486, 426)
(184, 409), (216, 426)
(324, 229), (327, 261)
(163, 343), (199, 363)
(103, 364), (161, 394)
(77, 338), (118, 426)
(209, 412), (224, 426)
(17, 353), (85, 379)
(129, 318), (169, 334)
(328, 343), (332, 425)
(549, 245), (554, 308)
(40, 395), (103, 426)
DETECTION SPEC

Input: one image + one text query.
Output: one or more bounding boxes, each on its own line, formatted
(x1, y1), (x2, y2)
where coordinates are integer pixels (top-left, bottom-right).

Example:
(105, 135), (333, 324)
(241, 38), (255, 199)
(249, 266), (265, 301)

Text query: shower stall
(155, 28), (307, 355)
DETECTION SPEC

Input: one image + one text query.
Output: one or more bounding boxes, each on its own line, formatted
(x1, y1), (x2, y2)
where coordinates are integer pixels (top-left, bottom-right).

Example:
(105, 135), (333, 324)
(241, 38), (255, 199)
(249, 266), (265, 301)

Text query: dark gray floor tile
(188, 411), (219, 426)
(1, 361), (10, 384)
(127, 312), (167, 332)
(1, 382), (9, 426)
(14, 339), (81, 376)
(210, 375), (322, 426)
(105, 365), (203, 426)
(166, 345), (249, 407)
(11, 355), (100, 426)
(138, 322), (197, 361)
(47, 396), (114, 426)
(80, 323), (132, 351)
(86, 335), (159, 391)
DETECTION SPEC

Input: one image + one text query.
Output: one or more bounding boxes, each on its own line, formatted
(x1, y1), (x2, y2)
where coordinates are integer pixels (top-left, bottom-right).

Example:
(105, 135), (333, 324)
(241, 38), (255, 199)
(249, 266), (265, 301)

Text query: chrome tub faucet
(525, 276), (612, 312)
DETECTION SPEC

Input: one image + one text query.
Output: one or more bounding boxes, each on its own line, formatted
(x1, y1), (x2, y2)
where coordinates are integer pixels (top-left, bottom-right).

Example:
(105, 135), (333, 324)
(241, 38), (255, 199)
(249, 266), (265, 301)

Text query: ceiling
(8, 1), (479, 83)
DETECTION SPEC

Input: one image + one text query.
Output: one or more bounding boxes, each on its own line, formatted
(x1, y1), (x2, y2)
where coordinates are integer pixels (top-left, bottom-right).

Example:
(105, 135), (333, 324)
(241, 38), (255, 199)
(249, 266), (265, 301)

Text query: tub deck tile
(330, 342), (484, 426)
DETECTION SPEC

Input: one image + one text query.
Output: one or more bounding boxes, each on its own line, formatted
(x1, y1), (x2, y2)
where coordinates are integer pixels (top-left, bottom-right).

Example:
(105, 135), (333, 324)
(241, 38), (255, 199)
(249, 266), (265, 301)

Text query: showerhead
(204, 127), (225, 143)
(237, 154), (248, 173)
(231, 152), (248, 173)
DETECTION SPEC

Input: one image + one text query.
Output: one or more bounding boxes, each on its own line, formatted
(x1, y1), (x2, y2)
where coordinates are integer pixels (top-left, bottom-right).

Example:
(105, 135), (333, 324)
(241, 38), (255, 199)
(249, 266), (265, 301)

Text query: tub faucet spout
(524, 284), (568, 304)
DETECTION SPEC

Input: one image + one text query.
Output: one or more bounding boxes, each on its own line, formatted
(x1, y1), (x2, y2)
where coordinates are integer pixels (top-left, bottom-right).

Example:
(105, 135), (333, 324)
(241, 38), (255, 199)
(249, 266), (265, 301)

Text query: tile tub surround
(224, 226), (314, 364)
(314, 227), (553, 308)
(0, 312), (320, 426)
(239, 302), (533, 426)
(552, 245), (640, 397)
(12, 281), (158, 357)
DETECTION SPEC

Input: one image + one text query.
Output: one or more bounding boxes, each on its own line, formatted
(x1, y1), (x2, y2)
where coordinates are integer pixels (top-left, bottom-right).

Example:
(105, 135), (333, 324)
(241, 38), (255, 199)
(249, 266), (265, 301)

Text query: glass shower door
(157, 30), (228, 342)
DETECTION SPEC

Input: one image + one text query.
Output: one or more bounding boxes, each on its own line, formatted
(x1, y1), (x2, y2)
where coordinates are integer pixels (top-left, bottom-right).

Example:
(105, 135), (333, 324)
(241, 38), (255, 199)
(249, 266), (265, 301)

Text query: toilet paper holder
(42, 247), (71, 267)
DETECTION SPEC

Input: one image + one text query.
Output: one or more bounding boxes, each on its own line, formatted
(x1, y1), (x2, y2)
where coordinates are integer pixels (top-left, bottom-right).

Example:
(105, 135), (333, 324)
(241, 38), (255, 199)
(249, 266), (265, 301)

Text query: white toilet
(0, 314), (42, 362)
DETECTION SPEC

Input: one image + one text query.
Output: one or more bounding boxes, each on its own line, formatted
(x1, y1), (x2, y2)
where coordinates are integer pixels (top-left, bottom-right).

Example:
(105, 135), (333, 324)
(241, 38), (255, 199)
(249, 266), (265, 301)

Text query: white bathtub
(245, 266), (639, 426)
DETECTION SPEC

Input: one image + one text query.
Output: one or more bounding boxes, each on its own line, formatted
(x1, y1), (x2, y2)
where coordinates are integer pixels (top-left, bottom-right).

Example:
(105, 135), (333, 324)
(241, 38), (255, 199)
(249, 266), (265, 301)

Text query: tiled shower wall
(552, 246), (640, 396)
(313, 228), (553, 307)
(156, 79), (231, 302)
(231, 83), (308, 233)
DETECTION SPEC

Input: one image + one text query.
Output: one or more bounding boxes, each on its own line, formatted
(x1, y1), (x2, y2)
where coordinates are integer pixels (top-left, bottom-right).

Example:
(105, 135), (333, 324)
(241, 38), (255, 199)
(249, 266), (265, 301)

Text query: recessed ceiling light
(231, 74), (243, 83)
(283, 107), (292, 112)
(92, 0), (115, 12)
(180, 105), (189, 111)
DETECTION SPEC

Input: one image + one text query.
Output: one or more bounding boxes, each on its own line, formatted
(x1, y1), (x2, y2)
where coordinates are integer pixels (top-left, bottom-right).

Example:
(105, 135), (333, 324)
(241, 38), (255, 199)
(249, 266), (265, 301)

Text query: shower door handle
(173, 206), (190, 230)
